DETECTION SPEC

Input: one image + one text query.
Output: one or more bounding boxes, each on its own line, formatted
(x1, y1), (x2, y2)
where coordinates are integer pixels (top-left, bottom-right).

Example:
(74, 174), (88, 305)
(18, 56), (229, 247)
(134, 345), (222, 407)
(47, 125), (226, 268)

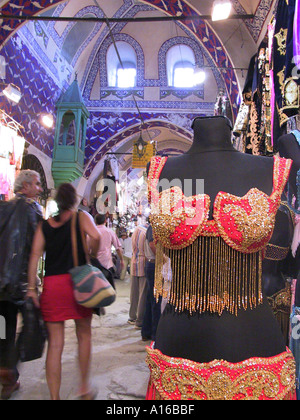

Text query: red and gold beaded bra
(148, 156), (292, 316)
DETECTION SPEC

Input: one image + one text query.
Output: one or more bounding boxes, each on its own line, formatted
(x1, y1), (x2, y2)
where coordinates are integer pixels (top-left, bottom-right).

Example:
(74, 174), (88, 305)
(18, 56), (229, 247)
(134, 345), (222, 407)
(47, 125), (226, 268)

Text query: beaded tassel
(154, 236), (263, 316)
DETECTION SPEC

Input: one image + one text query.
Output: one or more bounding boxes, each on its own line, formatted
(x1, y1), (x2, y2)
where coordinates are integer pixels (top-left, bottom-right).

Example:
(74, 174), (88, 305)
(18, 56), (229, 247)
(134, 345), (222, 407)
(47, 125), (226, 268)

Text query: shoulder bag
(69, 212), (116, 308)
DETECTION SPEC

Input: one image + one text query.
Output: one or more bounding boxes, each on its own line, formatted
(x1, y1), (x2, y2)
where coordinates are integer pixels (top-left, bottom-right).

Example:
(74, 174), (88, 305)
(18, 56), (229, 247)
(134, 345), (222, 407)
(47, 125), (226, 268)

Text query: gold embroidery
(277, 68), (286, 96)
(267, 283), (292, 326)
(246, 102), (260, 155)
(274, 28), (288, 56)
(148, 156), (292, 316)
(146, 348), (296, 401)
(150, 186), (210, 250)
(267, 284), (292, 344)
(217, 189), (275, 251)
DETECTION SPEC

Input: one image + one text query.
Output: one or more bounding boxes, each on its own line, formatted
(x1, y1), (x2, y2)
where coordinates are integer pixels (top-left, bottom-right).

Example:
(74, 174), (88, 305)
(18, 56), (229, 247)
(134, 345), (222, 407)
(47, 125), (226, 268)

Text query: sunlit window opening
(107, 42), (137, 88)
(167, 44), (205, 88)
(173, 65), (206, 88)
(173, 66), (194, 88)
(116, 66), (137, 88)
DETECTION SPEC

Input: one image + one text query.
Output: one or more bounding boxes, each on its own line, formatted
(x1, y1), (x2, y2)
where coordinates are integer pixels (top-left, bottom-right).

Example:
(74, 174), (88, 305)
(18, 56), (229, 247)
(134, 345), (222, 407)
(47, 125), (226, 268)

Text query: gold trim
(146, 347), (296, 401)
(154, 237), (263, 316)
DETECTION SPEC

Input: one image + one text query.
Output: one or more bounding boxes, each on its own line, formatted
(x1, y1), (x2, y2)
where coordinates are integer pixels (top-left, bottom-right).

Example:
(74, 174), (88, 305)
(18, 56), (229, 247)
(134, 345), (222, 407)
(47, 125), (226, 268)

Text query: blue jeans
(142, 262), (161, 341)
(290, 306), (300, 400)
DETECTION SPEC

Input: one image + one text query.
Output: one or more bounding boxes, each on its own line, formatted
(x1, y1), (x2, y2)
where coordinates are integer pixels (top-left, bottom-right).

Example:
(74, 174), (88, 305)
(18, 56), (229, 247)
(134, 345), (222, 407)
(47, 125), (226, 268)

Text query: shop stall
(0, 110), (25, 201)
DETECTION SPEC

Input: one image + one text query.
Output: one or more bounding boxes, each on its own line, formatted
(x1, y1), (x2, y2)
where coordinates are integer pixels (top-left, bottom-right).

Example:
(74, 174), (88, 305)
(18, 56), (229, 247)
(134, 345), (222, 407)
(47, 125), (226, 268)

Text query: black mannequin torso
(278, 132), (300, 306)
(262, 203), (294, 297)
(278, 133), (300, 198)
(150, 116), (286, 363)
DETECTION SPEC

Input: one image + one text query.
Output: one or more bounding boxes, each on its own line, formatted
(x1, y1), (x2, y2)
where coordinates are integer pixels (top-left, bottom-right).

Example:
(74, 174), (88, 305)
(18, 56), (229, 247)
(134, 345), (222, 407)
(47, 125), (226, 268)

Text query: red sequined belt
(145, 345), (296, 401)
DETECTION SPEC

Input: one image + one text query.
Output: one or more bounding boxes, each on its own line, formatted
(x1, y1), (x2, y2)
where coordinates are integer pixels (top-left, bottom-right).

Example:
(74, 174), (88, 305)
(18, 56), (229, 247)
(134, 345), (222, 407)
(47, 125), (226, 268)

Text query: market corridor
(9, 278), (150, 401)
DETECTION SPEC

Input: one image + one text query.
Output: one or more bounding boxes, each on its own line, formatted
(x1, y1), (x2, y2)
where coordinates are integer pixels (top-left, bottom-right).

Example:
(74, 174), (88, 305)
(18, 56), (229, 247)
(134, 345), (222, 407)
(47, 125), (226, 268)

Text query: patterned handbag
(69, 212), (116, 308)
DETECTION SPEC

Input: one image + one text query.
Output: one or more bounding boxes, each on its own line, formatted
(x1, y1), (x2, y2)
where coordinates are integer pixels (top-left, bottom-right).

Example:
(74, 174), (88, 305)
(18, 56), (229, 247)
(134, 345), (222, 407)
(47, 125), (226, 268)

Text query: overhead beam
(0, 14), (255, 23)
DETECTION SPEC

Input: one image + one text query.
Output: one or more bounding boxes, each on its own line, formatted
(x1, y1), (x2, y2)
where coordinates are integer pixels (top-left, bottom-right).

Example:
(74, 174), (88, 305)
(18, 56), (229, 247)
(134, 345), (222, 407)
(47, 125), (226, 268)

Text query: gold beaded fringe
(154, 236), (263, 316)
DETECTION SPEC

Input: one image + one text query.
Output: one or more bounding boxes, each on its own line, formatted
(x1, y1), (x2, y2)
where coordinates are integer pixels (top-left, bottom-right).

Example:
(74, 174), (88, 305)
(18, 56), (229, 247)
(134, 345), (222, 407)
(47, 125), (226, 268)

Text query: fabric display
(148, 156), (291, 316)
(294, 0), (300, 69)
(289, 130), (300, 213)
(145, 155), (297, 400)
(0, 124), (25, 200)
(273, 0), (299, 131)
(263, 201), (296, 345)
(245, 41), (273, 155)
(236, 0), (300, 155)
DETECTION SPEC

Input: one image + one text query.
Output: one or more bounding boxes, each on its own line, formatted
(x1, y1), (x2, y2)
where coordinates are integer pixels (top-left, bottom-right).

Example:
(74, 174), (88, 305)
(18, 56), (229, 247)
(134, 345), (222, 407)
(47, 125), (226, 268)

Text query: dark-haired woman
(27, 183), (100, 400)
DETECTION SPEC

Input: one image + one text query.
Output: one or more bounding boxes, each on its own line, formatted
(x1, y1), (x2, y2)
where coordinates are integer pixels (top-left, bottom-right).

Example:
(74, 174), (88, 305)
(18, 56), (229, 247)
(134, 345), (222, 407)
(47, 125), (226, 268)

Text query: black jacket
(0, 194), (43, 303)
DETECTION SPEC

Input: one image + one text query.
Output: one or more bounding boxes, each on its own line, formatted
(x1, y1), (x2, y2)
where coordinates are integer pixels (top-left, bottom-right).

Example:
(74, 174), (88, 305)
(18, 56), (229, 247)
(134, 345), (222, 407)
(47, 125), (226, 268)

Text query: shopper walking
(27, 183), (100, 400)
(128, 222), (148, 329)
(93, 214), (124, 288)
(120, 232), (132, 281)
(141, 224), (161, 341)
(0, 170), (43, 400)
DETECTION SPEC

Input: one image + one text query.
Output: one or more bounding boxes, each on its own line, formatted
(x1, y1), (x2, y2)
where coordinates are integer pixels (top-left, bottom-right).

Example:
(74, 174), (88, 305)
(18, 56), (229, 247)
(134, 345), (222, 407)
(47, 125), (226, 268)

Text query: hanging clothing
(294, 0), (300, 69)
(273, 0), (299, 134)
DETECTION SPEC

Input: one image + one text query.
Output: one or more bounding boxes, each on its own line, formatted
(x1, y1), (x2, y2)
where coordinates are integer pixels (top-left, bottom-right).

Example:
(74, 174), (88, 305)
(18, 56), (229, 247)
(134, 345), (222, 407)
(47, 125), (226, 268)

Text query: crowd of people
(0, 170), (160, 400)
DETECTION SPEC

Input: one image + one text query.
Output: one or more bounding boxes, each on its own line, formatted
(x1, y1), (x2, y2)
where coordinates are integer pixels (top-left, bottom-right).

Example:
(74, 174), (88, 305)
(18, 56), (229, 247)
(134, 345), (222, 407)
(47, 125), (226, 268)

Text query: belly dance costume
(145, 155), (296, 401)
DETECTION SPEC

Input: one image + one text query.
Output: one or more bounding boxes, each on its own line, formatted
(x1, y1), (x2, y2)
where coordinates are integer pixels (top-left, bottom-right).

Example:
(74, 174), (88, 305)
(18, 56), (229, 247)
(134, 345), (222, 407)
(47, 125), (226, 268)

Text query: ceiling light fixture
(41, 113), (54, 128)
(212, 0), (232, 22)
(2, 83), (22, 104)
(134, 133), (148, 159)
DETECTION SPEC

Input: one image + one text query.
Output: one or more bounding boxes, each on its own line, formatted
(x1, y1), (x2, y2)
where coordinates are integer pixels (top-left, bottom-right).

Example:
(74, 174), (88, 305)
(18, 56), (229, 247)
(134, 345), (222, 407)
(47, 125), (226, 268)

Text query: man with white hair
(0, 170), (43, 400)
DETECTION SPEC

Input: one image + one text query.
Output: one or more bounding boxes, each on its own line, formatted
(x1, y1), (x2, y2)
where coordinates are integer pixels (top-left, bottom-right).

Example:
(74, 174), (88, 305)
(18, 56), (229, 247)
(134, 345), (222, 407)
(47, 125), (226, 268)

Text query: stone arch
(81, 118), (193, 199)
(0, 0), (241, 116)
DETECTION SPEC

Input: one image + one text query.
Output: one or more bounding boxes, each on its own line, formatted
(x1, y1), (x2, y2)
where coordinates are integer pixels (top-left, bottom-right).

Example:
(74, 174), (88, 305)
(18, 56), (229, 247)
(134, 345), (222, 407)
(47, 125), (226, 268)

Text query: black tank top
(42, 214), (86, 277)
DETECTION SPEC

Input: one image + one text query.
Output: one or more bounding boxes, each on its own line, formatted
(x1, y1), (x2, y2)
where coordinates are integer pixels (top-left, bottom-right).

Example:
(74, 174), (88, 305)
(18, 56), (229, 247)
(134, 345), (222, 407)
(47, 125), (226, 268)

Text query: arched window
(166, 45), (205, 88)
(61, 14), (96, 64)
(107, 42), (137, 88)
(58, 111), (76, 146)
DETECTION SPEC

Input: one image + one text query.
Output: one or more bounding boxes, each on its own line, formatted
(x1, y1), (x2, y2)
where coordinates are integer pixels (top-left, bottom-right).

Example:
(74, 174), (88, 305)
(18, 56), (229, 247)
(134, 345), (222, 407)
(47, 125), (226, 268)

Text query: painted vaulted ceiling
(0, 0), (276, 197)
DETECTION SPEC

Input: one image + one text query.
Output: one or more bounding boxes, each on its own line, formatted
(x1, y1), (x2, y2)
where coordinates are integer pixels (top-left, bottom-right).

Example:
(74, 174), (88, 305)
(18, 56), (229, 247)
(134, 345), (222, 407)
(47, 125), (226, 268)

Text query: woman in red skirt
(27, 183), (100, 400)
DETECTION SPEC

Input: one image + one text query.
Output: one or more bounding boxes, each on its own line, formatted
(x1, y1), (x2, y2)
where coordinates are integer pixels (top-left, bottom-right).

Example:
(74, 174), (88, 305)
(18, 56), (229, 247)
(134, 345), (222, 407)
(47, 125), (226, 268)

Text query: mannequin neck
(187, 116), (235, 154)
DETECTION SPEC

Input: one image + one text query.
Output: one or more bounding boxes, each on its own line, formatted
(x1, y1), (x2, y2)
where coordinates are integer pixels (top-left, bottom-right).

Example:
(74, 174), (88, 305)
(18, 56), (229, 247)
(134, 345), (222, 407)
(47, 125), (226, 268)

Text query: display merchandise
(0, 124), (25, 200)
(235, 0), (300, 155)
(278, 122), (300, 401)
(279, 130), (300, 212)
(146, 346), (295, 401)
(263, 201), (295, 345)
(145, 116), (296, 400)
